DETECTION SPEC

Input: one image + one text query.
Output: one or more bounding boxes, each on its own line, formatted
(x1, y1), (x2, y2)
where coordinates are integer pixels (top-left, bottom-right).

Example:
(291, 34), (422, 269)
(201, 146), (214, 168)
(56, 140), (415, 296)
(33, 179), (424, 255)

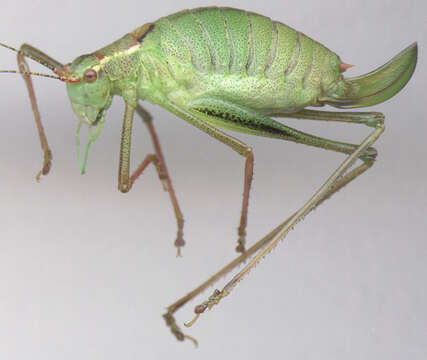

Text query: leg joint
(119, 183), (131, 193)
(244, 147), (253, 158)
(368, 112), (385, 128)
(360, 146), (378, 164)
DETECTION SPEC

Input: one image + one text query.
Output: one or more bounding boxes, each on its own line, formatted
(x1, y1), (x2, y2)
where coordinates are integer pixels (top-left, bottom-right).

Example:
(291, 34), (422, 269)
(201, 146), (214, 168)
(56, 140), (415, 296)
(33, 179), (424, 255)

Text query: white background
(0, 0), (426, 359)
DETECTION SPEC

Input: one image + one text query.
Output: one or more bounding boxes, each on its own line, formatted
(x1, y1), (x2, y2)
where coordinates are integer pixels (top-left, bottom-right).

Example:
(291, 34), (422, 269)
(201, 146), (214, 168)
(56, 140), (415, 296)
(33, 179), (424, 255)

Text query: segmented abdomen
(155, 7), (337, 84)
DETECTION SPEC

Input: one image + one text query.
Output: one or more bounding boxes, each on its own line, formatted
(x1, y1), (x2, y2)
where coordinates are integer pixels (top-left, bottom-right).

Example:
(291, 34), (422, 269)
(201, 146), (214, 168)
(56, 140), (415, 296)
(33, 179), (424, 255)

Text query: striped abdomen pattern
(155, 7), (335, 87)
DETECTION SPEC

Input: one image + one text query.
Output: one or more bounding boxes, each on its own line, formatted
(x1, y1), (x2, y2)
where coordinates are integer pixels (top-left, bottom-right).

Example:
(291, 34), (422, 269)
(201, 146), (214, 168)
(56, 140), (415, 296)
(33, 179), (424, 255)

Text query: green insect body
(67, 8), (344, 134)
(65, 6), (416, 169)
(140, 8), (340, 114)
(1, 6), (417, 344)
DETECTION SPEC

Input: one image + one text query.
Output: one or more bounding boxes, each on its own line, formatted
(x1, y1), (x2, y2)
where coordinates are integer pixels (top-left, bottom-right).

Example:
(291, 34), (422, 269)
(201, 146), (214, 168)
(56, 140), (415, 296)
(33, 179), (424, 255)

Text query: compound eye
(83, 69), (97, 83)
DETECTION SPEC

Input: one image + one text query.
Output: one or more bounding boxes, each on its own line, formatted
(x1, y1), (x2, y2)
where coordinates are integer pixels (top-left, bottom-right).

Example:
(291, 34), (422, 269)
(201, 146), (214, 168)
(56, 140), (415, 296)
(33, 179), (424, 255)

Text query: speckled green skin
(137, 7), (341, 116)
(64, 6), (416, 143)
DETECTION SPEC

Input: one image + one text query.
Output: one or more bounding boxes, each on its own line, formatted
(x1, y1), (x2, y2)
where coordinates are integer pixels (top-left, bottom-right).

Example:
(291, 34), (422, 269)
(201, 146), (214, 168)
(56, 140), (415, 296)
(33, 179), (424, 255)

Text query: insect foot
(35, 149), (52, 182)
(184, 289), (225, 327)
(236, 228), (246, 253)
(175, 228), (185, 257)
(364, 112), (385, 128)
(163, 311), (198, 347)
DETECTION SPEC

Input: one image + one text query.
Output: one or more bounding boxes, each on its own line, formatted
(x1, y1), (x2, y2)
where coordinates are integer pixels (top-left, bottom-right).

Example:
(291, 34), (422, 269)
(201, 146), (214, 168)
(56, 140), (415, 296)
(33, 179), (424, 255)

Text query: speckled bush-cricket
(1, 6), (417, 344)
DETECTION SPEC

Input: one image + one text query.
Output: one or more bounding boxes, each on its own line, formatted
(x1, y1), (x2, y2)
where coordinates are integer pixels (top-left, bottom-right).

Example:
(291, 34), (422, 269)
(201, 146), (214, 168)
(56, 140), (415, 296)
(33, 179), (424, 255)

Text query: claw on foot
(184, 303), (207, 327)
(236, 229), (246, 253)
(35, 150), (52, 182)
(184, 334), (198, 347)
(163, 312), (198, 347)
(175, 230), (185, 257)
(184, 289), (224, 327)
(184, 313), (200, 327)
(235, 242), (246, 253)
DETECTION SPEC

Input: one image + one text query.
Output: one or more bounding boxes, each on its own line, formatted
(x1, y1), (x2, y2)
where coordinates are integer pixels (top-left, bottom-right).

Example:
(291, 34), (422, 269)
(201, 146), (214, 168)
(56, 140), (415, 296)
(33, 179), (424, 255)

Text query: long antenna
(0, 42), (20, 53)
(0, 69), (60, 79)
(0, 41), (61, 79)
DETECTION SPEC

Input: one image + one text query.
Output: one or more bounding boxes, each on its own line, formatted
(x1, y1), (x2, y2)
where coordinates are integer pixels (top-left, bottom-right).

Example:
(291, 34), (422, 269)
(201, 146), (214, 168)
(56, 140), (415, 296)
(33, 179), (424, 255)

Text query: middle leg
(117, 102), (186, 254)
(136, 104), (185, 252)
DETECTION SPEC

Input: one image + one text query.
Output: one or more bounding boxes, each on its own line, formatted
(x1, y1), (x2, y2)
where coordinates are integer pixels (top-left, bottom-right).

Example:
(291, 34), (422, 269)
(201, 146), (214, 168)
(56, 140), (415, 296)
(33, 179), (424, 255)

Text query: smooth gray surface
(0, 1), (425, 359)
